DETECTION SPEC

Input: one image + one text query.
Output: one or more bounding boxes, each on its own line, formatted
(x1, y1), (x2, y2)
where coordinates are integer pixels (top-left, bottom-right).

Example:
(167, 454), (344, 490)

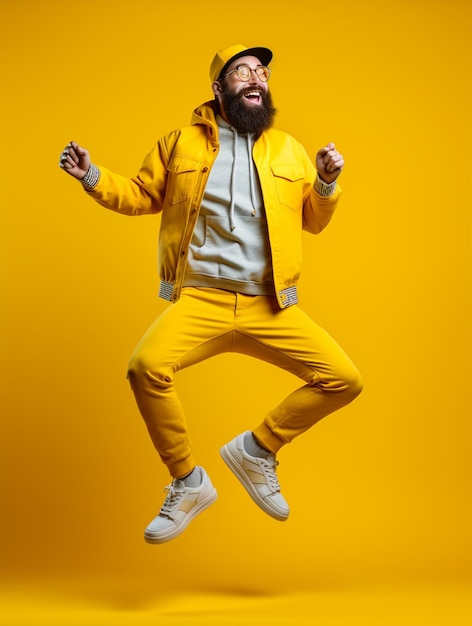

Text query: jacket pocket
(270, 164), (305, 211)
(165, 155), (200, 205)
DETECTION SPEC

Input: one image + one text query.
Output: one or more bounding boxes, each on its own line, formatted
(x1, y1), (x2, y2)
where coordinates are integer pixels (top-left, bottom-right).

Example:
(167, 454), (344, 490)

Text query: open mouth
(242, 90), (262, 105)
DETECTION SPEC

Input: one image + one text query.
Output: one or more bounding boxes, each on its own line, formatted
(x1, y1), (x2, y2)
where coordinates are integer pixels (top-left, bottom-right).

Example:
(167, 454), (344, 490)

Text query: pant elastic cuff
(252, 423), (286, 454)
(168, 455), (196, 479)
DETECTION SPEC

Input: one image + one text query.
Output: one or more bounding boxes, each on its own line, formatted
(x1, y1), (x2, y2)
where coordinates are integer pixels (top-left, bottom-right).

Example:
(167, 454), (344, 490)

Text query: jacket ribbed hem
(159, 280), (174, 301)
(277, 285), (298, 308)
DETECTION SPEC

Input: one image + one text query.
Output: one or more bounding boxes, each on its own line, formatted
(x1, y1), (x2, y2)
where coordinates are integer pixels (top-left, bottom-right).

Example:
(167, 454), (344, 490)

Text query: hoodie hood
(190, 101), (220, 144)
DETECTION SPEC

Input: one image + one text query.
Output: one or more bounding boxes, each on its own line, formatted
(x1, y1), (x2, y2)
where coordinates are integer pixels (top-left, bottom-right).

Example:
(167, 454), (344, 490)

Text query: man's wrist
(81, 164), (100, 188)
(314, 174), (337, 197)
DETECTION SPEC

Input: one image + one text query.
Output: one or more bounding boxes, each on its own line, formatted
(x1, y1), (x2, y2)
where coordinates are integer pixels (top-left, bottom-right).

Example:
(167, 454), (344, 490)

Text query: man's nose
(247, 69), (260, 85)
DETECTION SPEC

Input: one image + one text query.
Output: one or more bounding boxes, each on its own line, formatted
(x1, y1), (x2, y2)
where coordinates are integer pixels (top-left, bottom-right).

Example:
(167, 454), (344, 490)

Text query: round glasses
(220, 64), (271, 83)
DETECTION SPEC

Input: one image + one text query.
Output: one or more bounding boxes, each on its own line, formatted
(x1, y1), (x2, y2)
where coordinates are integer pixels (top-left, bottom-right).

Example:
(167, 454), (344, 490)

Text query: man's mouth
(242, 90), (263, 105)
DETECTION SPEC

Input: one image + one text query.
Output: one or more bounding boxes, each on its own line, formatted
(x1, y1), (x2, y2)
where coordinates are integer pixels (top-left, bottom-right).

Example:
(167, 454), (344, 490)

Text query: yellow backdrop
(1, 0), (470, 624)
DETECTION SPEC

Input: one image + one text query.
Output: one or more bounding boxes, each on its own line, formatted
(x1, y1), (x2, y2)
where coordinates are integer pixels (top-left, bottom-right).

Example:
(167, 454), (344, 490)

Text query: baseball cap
(209, 44), (273, 83)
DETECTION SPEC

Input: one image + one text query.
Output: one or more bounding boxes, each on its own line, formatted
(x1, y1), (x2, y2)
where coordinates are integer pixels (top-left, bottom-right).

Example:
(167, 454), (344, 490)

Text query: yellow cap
(209, 44), (273, 83)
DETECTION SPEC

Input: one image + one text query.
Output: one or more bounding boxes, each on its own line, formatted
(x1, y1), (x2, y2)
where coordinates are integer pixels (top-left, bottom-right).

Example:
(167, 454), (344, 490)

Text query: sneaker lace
(159, 480), (186, 519)
(260, 456), (281, 493)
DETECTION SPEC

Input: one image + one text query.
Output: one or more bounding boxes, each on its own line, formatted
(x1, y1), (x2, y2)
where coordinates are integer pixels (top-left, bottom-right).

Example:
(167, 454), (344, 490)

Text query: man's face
(213, 55), (276, 135)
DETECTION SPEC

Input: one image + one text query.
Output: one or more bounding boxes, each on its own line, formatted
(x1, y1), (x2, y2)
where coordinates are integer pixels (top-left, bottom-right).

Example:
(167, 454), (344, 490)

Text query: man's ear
(212, 81), (222, 96)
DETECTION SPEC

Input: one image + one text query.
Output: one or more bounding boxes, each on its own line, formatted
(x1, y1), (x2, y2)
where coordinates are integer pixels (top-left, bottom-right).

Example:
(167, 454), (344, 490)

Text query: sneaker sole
(220, 445), (289, 521)
(144, 488), (218, 544)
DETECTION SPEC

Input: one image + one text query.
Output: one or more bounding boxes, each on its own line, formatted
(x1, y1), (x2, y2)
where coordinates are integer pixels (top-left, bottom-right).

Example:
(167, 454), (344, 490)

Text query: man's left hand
(316, 142), (344, 183)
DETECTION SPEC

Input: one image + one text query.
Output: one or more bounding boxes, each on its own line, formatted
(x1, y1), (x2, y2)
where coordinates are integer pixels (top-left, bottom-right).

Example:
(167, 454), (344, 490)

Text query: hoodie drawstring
(247, 133), (257, 217)
(228, 127), (257, 231)
(229, 126), (237, 231)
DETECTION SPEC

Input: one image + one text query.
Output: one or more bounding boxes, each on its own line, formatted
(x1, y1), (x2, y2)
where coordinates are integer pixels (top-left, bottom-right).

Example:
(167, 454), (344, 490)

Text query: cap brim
(218, 46), (273, 80)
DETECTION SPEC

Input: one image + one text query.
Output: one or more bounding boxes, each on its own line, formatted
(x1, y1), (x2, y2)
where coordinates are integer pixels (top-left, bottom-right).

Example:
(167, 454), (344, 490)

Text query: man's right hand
(59, 141), (91, 180)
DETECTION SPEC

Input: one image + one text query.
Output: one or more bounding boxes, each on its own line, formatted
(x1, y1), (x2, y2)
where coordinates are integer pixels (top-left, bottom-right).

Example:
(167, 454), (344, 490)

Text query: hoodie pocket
(270, 164), (305, 211)
(165, 155), (200, 205)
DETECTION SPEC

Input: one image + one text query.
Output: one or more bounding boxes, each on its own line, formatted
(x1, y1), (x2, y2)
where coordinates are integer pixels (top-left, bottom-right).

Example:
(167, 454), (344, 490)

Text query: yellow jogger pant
(128, 287), (363, 477)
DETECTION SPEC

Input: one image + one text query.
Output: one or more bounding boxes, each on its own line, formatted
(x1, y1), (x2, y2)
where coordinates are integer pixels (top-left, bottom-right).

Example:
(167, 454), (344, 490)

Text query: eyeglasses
(220, 64), (271, 83)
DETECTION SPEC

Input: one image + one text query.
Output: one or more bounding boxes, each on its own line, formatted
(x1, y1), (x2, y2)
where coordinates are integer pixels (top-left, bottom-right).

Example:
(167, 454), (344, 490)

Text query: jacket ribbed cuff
(314, 175), (336, 197)
(81, 164), (100, 188)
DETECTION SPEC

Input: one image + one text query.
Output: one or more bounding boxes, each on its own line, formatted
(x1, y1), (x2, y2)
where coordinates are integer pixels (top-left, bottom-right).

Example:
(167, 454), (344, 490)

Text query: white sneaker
(220, 432), (289, 521)
(144, 467), (217, 544)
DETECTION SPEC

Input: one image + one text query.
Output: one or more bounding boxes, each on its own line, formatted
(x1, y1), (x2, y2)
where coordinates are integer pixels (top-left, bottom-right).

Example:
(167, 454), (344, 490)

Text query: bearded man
(59, 44), (363, 544)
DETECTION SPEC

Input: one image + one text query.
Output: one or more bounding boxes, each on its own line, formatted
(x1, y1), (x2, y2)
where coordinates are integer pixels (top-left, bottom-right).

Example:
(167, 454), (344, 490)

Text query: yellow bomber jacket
(86, 101), (341, 309)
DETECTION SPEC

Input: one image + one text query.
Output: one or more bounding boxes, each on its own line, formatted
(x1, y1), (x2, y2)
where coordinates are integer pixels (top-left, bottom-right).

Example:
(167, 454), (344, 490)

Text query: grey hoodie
(183, 116), (274, 296)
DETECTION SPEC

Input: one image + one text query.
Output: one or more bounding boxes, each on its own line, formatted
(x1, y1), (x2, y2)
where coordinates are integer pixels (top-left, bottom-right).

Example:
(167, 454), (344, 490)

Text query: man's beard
(220, 83), (276, 135)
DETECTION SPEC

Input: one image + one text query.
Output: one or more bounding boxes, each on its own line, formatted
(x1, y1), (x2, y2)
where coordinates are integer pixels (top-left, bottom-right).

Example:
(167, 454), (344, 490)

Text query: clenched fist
(316, 142), (344, 184)
(59, 141), (91, 181)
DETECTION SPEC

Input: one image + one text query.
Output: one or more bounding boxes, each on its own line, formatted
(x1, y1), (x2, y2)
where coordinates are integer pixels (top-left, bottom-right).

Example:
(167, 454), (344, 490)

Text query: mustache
(240, 85), (263, 94)
(237, 86), (265, 99)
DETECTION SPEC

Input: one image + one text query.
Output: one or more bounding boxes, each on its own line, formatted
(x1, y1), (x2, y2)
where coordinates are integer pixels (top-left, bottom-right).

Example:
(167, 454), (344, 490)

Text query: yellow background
(0, 0), (470, 624)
